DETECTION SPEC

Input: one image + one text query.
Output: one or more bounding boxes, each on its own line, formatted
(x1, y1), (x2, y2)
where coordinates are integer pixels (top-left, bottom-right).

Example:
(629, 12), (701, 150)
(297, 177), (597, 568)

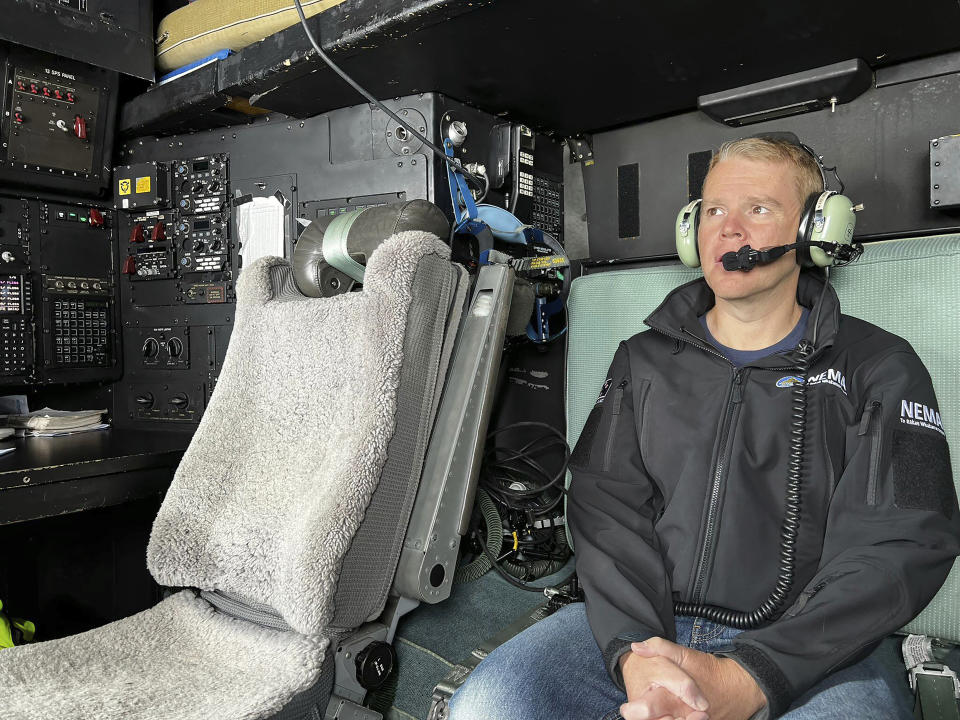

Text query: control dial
(142, 338), (160, 359)
(167, 337), (184, 359)
(169, 393), (189, 409)
(135, 393), (155, 408)
(355, 642), (397, 690)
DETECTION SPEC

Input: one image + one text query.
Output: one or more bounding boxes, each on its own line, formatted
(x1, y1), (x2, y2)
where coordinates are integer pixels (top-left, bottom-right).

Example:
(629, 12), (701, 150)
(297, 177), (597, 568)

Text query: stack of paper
(5, 408), (109, 437)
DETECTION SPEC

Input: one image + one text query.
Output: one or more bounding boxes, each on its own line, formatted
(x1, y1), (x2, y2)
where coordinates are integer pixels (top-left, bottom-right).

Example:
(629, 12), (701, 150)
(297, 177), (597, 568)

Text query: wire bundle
(457, 422), (572, 592)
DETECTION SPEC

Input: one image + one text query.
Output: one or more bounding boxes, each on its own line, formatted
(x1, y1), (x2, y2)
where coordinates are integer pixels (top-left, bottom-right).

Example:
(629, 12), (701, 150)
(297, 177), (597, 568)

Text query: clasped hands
(618, 637), (767, 720)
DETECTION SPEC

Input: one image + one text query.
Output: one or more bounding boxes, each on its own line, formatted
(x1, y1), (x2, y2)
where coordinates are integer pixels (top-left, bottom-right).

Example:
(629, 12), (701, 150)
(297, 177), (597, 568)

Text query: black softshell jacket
(568, 273), (960, 718)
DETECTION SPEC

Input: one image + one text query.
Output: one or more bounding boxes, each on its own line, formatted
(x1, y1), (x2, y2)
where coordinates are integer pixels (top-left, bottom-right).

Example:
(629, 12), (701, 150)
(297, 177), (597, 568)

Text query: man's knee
(448, 656), (526, 720)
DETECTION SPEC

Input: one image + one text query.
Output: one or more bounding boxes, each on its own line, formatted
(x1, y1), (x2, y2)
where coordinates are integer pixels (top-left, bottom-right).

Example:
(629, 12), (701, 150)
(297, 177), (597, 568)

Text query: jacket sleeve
(568, 341), (675, 688)
(720, 348), (960, 719)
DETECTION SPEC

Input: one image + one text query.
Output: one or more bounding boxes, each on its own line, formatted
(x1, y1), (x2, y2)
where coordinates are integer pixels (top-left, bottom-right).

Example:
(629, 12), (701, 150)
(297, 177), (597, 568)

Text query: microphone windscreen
(721, 252), (742, 271)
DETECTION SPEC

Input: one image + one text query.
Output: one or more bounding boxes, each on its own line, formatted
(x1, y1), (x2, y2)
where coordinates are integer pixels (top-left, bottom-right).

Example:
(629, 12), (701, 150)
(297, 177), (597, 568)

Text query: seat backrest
(565, 234), (960, 642)
(147, 231), (464, 635)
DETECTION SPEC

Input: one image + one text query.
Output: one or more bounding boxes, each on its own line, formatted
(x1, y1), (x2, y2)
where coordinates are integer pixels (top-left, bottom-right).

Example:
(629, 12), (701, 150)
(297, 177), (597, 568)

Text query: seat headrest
(293, 199), (450, 297)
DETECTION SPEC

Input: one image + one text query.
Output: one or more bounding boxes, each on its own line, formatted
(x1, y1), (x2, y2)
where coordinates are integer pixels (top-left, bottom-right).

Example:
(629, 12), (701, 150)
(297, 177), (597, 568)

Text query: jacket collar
(644, 271), (841, 361)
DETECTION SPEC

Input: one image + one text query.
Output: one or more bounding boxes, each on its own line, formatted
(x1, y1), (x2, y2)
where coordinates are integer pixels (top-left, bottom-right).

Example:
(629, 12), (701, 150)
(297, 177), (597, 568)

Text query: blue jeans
(448, 602), (912, 720)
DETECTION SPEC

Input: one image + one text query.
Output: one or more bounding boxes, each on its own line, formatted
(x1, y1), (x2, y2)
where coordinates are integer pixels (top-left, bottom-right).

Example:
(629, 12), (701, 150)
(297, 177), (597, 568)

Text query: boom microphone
(721, 244), (791, 271)
(721, 241), (863, 271)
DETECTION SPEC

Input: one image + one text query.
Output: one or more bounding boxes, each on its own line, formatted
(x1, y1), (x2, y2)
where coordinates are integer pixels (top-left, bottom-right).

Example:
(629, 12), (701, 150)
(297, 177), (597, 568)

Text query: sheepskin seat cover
(0, 231), (452, 719)
(148, 231), (451, 633)
(0, 591), (325, 720)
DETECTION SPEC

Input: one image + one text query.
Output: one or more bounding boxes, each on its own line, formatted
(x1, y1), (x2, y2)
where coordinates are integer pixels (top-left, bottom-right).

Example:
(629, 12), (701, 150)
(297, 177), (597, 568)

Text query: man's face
(698, 156), (804, 302)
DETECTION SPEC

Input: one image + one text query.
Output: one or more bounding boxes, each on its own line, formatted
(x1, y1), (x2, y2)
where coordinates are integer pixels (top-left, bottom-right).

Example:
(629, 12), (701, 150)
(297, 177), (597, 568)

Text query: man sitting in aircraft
(449, 136), (960, 720)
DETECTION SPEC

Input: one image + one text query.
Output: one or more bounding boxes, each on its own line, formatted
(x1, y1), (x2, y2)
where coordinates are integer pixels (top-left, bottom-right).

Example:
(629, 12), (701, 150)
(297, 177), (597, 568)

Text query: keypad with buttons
(52, 299), (110, 366)
(532, 175), (563, 242)
(0, 317), (30, 374)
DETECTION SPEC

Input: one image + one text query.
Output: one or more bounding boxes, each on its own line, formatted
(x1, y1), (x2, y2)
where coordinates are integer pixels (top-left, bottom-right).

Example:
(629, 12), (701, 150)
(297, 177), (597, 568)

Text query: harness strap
(903, 635), (960, 720)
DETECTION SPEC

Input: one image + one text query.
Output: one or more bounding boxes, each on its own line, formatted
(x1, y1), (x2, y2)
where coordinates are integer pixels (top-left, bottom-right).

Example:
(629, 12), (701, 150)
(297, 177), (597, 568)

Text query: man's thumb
(631, 637), (685, 665)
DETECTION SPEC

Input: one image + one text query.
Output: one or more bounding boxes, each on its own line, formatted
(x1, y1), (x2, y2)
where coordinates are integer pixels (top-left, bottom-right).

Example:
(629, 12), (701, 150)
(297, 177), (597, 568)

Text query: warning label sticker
(135, 176), (151, 194)
(118, 178), (131, 196)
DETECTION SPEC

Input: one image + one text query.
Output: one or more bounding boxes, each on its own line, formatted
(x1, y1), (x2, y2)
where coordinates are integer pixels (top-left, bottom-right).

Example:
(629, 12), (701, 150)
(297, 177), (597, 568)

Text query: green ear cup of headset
(675, 199), (702, 268)
(807, 193), (857, 267)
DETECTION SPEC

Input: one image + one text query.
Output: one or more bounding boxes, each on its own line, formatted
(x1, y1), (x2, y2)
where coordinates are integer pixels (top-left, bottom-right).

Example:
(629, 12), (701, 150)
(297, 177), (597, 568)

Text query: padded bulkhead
(565, 235), (960, 642)
(156, 0), (347, 73)
(1, 232), (457, 719)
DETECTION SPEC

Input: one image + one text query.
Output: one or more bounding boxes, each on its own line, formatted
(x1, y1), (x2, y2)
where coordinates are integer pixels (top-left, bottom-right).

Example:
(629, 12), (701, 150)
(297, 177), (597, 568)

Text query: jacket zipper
(858, 400), (883, 506)
(650, 326), (819, 603)
(602, 380), (629, 471)
(691, 366), (744, 603)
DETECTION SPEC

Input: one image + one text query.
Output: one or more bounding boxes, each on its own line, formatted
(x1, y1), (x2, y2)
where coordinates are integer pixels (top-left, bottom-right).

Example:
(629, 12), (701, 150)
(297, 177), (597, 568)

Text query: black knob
(167, 337), (184, 358)
(210, 239), (222, 252)
(169, 393), (188, 409)
(192, 181), (204, 193)
(208, 181), (221, 193)
(355, 641), (396, 690)
(193, 240), (205, 252)
(135, 393), (154, 407)
(142, 338), (160, 358)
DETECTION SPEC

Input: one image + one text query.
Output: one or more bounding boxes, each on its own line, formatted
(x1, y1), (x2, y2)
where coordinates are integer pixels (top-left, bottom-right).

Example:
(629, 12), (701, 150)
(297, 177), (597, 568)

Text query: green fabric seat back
(565, 234), (960, 642)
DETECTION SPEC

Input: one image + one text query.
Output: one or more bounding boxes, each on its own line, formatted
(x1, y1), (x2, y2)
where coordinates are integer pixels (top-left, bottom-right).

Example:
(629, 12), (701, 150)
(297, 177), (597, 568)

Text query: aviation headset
(675, 133), (858, 269)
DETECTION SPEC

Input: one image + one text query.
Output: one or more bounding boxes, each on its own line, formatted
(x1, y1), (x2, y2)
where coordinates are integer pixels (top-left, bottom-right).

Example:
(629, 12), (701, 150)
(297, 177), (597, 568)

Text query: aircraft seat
(564, 233), (960, 705)
(0, 200), (513, 720)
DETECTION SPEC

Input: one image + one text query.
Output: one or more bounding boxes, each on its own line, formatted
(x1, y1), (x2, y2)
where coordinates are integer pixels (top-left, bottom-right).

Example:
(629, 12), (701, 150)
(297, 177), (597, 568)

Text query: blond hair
(707, 137), (824, 206)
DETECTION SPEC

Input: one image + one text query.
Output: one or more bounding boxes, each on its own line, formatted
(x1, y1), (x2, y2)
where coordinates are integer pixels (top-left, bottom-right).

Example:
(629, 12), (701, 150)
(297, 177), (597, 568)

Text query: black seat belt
(903, 635), (960, 720)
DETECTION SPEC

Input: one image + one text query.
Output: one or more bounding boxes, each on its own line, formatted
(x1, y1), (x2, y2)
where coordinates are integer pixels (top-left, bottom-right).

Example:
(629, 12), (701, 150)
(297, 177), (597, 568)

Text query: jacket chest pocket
(602, 378), (649, 472)
(857, 399), (883, 506)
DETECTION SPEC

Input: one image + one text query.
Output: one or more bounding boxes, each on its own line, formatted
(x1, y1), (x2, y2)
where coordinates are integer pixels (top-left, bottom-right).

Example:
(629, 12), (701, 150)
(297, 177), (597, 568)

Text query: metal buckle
(909, 662), (960, 698)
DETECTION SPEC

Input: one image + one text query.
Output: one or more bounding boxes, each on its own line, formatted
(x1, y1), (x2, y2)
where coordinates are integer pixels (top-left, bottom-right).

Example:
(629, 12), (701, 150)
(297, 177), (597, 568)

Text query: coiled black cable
(674, 345), (811, 629)
(465, 421), (574, 590)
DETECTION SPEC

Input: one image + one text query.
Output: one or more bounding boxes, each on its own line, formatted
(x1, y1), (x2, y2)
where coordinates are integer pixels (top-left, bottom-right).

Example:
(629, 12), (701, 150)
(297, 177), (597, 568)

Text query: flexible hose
(674, 348), (810, 629)
(501, 525), (569, 580)
(454, 489), (504, 584)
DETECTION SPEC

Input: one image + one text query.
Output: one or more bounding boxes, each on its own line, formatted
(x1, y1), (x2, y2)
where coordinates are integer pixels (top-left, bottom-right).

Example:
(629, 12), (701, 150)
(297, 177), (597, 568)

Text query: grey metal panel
(119, 99), (431, 212)
(392, 263), (514, 605)
(583, 71), (960, 260)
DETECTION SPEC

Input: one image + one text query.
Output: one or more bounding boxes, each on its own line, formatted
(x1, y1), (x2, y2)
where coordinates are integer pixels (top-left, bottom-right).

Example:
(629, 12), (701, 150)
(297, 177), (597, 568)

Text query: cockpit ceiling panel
(207, 0), (960, 135)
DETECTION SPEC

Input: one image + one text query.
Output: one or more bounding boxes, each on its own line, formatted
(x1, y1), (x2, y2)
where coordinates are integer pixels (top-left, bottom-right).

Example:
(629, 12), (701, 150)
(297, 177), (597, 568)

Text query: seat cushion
(1, 590), (326, 720)
(156, 0), (347, 73)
